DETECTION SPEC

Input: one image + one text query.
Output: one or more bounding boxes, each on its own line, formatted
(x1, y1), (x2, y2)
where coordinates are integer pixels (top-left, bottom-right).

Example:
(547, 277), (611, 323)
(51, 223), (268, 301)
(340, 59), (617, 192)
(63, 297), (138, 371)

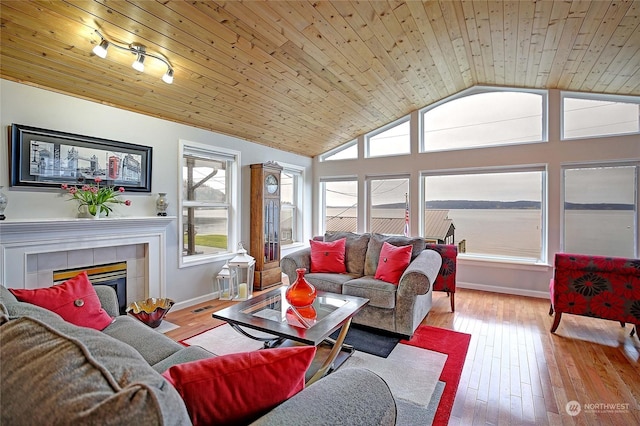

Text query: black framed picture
(9, 124), (152, 192)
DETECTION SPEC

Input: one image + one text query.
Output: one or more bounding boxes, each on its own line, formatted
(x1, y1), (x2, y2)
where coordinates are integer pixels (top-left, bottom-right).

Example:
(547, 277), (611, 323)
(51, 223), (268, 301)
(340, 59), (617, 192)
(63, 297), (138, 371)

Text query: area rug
(402, 325), (472, 426)
(181, 323), (470, 426)
(328, 324), (400, 357)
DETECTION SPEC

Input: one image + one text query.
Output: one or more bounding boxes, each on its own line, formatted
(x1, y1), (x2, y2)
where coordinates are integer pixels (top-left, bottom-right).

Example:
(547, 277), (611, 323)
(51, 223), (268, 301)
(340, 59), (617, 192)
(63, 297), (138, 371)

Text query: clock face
(265, 174), (278, 194)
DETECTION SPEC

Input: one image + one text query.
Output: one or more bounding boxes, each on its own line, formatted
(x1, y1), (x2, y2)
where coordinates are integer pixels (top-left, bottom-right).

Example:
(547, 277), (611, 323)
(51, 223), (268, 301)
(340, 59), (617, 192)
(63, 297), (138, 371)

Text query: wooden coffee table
(211, 286), (369, 384)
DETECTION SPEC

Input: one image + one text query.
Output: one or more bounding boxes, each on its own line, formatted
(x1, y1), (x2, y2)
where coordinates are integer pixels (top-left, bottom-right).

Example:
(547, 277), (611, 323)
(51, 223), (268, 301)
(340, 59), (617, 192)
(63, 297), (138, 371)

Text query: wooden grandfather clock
(250, 162), (283, 291)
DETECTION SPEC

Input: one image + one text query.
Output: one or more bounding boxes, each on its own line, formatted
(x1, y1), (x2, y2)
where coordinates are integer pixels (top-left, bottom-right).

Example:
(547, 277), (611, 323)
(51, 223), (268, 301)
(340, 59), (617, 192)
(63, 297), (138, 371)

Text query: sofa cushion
(375, 242), (413, 285)
(162, 346), (316, 426)
(310, 238), (347, 273)
(343, 276), (397, 309)
(0, 315), (190, 426)
(304, 272), (355, 294)
(8, 272), (113, 331)
(365, 233), (427, 276)
(325, 232), (370, 276)
(102, 315), (184, 366)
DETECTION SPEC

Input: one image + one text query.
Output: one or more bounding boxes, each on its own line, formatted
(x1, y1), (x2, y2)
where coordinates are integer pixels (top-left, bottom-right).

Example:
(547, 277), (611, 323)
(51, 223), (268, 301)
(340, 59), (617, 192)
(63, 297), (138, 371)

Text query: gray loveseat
(282, 232), (442, 338)
(0, 285), (397, 425)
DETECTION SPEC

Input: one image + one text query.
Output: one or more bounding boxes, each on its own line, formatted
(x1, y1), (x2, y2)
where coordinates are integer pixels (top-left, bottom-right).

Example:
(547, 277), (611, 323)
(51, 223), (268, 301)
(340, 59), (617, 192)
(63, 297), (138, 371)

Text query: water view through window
(563, 165), (637, 257)
(423, 171), (544, 260)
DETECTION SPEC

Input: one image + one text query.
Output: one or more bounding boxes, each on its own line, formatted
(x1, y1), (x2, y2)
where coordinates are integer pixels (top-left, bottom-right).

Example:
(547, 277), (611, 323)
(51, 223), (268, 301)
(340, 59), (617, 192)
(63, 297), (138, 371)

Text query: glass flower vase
(285, 268), (317, 308)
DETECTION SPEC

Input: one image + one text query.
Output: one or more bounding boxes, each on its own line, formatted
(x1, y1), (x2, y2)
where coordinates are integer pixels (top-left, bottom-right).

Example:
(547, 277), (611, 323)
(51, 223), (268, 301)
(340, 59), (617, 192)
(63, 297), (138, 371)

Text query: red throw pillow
(375, 242), (413, 285)
(9, 271), (113, 331)
(162, 346), (316, 426)
(309, 238), (347, 273)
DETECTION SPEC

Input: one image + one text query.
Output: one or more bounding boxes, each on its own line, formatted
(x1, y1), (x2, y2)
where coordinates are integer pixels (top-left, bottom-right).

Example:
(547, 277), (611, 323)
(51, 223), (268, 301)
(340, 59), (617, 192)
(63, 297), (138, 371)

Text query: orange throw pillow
(309, 238), (347, 273)
(162, 346), (316, 425)
(374, 242), (413, 285)
(9, 271), (113, 331)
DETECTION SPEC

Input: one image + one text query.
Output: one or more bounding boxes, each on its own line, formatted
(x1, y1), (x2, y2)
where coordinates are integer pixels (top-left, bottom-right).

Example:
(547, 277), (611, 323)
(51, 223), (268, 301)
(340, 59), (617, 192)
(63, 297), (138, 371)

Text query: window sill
(458, 254), (552, 271)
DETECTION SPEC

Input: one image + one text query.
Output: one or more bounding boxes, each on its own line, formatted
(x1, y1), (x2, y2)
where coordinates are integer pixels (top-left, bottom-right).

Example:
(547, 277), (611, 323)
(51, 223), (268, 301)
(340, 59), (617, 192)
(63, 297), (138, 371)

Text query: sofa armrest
(281, 248), (312, 283)
(94, 285), (120, 317)
(250, 368), (396, 425)
(397, 249), (442, 296)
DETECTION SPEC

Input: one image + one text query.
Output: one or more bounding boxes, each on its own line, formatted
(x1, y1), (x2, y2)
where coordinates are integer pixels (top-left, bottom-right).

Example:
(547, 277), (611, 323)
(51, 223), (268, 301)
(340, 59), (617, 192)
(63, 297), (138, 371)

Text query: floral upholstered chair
(425, 243), (458, 312)
(549, 253), (640, 337)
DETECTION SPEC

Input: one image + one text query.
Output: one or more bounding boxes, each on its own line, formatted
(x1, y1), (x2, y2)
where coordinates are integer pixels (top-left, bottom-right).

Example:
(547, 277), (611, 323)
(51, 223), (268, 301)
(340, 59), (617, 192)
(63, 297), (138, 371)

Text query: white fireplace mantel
(0, 217), (175, 297)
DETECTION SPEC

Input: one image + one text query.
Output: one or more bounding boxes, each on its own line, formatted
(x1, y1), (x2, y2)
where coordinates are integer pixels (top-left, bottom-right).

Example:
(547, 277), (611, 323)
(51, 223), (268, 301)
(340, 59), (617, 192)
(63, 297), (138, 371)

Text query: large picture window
(179, 141), (239, 267)
(563, 164), (638, 257)
(420, 89), (546, 152)
(322, 179), (358, 234)
(423, 168), (545, 261)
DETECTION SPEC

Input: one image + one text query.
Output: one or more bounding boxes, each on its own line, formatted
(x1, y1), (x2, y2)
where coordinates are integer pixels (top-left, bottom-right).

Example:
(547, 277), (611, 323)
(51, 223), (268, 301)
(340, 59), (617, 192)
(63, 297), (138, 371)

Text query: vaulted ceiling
(1, 1), (639, 157)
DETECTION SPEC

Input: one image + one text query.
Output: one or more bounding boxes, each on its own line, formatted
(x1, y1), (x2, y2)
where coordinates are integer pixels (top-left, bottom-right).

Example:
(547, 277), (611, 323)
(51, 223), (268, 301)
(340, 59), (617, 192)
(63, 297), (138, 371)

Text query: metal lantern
(229, 243), (255, 301)
(216, 261), (237, 300)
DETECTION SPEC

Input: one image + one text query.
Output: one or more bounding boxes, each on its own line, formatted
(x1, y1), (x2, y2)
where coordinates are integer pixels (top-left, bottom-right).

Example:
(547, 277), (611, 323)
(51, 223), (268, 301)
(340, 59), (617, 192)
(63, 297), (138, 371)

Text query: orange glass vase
(285, 268), (317, 308)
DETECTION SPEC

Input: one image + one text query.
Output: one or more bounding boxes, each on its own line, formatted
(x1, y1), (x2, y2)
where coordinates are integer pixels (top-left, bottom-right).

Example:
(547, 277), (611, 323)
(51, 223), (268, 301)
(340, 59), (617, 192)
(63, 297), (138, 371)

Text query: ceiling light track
(92, 30), (174, 84)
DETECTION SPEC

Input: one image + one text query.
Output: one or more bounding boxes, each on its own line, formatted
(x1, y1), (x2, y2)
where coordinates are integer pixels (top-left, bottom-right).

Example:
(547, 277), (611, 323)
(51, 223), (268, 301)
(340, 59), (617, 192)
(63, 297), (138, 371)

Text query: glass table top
(212, 286), (369, 346)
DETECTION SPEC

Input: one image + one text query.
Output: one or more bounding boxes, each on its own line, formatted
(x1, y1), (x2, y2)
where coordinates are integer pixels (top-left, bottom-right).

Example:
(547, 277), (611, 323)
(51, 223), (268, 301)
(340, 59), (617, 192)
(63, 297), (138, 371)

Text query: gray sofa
(282, 232), (442, 338)
(0, 285), (397, 425)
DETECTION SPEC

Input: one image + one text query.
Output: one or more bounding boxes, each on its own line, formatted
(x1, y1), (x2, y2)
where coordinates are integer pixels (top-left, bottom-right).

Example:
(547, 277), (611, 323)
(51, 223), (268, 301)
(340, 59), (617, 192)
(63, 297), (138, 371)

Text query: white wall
(313, 89), (640, 298)
(0, 79), (313, 307)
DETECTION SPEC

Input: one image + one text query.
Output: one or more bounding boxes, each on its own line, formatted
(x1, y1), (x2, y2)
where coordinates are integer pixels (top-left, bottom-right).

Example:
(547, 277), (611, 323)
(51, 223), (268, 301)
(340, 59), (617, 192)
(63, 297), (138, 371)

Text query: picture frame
(9, 124), (152, 192)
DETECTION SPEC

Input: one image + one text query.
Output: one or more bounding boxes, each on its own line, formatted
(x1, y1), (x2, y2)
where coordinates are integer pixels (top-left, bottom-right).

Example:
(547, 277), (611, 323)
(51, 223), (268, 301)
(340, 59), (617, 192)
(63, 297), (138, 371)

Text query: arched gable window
(420, 88), (546, 152)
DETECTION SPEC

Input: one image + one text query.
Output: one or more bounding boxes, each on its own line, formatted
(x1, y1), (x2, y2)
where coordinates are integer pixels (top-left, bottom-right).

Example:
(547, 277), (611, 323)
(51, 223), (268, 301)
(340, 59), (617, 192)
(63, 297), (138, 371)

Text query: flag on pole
(403, 193), (409, 237)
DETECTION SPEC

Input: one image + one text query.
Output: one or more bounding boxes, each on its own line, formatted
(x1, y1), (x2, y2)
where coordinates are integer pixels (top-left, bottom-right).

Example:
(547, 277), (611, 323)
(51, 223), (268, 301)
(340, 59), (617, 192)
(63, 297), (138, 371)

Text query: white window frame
(365, 115), (411, 158)
(560, 91), (640, 141)
(560, 161), (639, 257)
(279, 163), (304, 247)
(419, 86), (548, 153)
(420, 165), (548, 264)
(319, 139), (358, 162)
(178, 140), (240, 268)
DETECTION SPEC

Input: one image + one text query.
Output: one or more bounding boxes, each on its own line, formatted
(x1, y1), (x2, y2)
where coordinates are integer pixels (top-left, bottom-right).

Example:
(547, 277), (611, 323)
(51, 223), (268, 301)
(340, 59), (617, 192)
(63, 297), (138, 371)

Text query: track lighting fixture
(91, 30), (174, 84)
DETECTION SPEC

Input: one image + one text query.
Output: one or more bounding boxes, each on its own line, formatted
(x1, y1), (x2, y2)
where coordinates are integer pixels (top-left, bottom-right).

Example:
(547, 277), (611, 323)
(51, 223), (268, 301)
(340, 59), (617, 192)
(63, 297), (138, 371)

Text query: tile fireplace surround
(0, 217), (174, 302)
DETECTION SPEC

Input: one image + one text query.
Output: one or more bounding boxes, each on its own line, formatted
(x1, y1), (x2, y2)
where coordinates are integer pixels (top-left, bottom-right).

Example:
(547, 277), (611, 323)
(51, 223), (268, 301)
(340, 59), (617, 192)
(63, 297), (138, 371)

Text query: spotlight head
(132, 52), (145, 72)
(93, 39), (109, 58)
(162, 68), (174, 84)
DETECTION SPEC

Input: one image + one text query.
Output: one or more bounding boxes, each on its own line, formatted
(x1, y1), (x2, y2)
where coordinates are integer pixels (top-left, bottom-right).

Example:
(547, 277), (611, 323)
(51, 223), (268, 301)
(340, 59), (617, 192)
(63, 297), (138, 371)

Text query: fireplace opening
(53, 262), (127, 315)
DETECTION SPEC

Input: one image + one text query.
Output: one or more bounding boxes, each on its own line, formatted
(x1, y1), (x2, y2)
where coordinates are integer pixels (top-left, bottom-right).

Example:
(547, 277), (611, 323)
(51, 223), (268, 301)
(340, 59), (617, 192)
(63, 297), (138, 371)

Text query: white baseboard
(172, 291), (219, 312)
(456, 281), (549, 299)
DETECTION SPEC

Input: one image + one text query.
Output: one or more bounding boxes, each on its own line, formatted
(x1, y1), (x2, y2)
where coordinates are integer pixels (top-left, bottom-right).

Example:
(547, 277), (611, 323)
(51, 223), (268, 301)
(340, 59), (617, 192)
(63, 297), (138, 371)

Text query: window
(423, 168), (545, 261)
(320, 139), (358, 161)
(321, 179), (358, 234)
(179, 141), (239, 267)
(563, 164), (638, 257)
(280, 167), (303, 246)
(367, 176), (409, 235)
(420, 89), (546, 152)
(366, 117), (410, 158)
(562, 93), (640, 139)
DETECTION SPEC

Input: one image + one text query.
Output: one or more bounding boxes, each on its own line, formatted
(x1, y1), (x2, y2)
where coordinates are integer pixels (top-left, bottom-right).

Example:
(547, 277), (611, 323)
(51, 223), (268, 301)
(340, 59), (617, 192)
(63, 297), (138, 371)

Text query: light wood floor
(164, 287), (640, 425)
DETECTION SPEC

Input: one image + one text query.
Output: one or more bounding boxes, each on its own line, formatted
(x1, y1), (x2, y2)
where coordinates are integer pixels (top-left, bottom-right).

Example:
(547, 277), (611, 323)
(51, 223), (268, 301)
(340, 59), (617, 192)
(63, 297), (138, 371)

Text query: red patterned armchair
(549, 253), (640, 336)
(425, 243), (458, 312)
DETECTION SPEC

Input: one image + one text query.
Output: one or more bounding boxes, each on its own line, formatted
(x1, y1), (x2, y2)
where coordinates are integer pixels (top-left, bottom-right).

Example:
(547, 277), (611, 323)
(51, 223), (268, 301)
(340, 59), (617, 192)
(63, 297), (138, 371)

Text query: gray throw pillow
(324, 232), (370, 276)
(364, 233), (427, 276)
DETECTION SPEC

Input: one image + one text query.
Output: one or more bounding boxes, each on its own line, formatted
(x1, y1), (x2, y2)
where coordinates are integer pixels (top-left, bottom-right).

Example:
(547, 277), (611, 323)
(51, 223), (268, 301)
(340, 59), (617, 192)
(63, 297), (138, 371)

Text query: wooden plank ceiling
(1, 1), (639, 158)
